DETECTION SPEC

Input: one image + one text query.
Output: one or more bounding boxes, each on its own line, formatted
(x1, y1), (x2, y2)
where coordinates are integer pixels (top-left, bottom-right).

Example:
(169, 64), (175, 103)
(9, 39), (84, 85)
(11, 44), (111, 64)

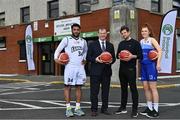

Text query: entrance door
(40, 43), (55, 75)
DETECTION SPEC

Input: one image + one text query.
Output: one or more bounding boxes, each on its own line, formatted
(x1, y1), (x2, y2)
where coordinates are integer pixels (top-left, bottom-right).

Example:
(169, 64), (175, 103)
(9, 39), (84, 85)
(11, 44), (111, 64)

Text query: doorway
(40, 42), (55, 75)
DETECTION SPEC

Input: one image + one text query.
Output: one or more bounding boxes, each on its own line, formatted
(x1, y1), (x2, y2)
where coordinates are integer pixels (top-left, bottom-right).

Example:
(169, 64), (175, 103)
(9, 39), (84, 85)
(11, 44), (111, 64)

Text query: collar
(125, 37), (132, 41)
(99, 39), (106, 43)
(71, 35), (79, 40)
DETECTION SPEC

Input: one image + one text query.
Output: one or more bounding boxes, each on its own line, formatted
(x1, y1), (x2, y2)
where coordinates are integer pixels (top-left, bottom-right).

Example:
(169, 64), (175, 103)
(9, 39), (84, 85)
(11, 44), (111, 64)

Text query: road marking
(0, 100), (42, 109)
(0, 82), (55, 95)
(0, 99), (179, 111)
(41, 100), (66, 106)
(0, 86), (88, 96)
(0, 89), (64, 95)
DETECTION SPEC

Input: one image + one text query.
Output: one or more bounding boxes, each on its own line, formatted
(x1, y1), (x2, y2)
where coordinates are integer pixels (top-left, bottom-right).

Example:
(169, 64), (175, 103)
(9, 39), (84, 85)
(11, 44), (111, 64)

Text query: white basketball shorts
(64, 65), (86, 85)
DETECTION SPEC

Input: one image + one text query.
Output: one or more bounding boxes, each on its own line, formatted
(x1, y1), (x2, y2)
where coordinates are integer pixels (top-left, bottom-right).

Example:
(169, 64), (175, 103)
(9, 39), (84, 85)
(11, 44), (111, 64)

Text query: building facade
(0, 0), (180, 78)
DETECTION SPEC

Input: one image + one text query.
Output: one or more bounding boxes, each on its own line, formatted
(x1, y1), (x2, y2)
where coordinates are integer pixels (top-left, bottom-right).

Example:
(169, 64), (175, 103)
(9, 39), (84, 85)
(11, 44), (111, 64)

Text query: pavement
(0, 74), (180, 89)
(0, 74), (180, 119)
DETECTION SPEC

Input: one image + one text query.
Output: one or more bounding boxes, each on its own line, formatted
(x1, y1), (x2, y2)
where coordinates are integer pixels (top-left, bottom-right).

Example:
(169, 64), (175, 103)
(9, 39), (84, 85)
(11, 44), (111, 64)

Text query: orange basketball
(58, 52), (69, 63)
(148, 50), (158, 60)
(99, 52), (112, 63)
(119, 50), (130, 59)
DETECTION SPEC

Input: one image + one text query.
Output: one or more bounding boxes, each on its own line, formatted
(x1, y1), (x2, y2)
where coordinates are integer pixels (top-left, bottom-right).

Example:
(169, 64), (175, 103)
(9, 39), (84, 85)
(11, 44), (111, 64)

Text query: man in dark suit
(87, 28), (116, 116)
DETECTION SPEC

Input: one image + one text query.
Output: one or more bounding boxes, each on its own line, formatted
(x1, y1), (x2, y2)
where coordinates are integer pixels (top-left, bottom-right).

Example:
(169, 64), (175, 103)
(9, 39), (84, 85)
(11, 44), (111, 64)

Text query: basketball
(148, 50), (158, 60)
(58, 52), (69, 63)
(119, 50), (130, 59)
(99, 52), (112, 63)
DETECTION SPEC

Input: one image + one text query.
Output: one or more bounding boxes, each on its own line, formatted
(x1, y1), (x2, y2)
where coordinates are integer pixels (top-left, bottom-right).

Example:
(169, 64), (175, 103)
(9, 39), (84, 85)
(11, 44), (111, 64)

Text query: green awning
(81, 31), (98, 38)
(54, 31), (98, 41)
(54, 35), (70, 42)
(33, 36), (52, 43)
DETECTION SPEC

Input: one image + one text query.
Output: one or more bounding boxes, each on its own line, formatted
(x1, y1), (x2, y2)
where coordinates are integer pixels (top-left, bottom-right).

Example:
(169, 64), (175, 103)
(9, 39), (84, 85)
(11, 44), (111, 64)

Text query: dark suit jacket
(87, 40), (116, 76)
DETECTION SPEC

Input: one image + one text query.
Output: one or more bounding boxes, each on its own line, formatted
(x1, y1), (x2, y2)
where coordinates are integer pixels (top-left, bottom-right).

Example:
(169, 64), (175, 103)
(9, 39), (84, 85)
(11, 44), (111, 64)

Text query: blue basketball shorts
(141, 62), (157, 81)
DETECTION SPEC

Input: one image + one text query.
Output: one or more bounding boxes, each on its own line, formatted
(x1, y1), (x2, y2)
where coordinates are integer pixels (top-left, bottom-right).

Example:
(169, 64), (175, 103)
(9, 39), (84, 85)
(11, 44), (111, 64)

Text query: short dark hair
(120, 26), (129, 32)
(71, 23), (81, 29)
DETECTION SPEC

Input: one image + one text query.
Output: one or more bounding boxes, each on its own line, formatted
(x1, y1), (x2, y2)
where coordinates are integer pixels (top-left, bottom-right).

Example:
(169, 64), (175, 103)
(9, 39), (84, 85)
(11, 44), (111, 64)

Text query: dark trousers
(119, 67), (138, 110)
(90, 73), (111, 112)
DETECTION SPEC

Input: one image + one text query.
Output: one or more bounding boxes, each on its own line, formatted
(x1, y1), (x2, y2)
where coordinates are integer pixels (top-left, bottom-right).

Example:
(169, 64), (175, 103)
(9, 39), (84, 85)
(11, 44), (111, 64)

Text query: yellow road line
(0, 78), (177, 89)
(50, 81), (177, 89)
(0, 78), (31, 83)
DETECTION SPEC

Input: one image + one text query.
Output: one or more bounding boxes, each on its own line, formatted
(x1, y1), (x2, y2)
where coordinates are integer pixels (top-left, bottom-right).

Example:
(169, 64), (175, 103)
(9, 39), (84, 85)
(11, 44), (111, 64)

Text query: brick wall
(0, 8), (110, 75)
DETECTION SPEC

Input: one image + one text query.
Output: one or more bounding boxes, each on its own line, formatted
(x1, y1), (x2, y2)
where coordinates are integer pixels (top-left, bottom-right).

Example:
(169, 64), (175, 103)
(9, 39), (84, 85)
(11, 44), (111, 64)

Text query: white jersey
(54, 36), (88, 67)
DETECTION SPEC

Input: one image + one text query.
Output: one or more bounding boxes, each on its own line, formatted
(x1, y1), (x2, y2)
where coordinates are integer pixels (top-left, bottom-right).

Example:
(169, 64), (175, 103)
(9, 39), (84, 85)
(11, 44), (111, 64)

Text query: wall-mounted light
(62, 11), (67, 16)
(10, 25), (14, 29)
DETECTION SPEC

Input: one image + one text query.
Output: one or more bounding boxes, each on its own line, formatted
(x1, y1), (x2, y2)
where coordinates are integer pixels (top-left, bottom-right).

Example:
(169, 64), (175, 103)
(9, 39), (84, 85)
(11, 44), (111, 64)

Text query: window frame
(20, 6), (30, 23)
(77, 0), (91, 13)
(0, 37), (6, 49)
(151, 0), (161, 13)
(17, 40), (27, 61)
(0, 12), (5, 26)
(112, 0), (135, 6)
(47, 0), (59, 19)
(173, 0), (180, 17)
(91, 0), (99, 4)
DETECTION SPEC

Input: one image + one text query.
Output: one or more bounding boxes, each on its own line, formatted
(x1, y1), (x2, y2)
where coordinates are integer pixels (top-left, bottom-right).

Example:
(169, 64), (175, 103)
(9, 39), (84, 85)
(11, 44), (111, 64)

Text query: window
(48, 0), (59, 19)
(151, 0), (160, 12)
(173, 0), (180, 17)
(21, 6), (30, 23)
(78, 0), (91, 13)
(17, 40), (26, 60)
(0, 12), (5, 26)
(113, 0), (123, 3)
(0, 37), (6, 49)
(91, 0), (99, 4)
(112, 0), (134, 5)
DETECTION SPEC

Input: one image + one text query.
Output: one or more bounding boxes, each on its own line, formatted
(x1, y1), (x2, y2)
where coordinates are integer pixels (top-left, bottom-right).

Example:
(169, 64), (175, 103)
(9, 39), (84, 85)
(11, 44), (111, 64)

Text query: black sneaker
(114, 107), (127, 114)
(140, 107), (152, 116)
(131, 110), (138, 118)
(146, 109), (159, 118)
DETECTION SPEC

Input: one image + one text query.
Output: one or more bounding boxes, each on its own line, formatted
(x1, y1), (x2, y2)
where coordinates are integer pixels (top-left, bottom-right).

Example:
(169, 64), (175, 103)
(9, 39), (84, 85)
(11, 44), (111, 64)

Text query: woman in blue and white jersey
(140, 24), (162, 118)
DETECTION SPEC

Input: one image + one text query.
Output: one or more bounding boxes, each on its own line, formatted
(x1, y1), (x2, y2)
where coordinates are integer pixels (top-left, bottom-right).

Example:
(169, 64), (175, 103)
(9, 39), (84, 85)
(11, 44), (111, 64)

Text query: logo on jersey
(71, 46), (83, 52)
(162, 24), (173, 35)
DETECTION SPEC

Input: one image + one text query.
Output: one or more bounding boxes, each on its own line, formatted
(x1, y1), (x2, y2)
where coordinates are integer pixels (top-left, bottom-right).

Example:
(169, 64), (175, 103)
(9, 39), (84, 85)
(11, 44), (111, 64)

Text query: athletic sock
(66, 103), (71, 109)
(147, 101), (153, 111)
(153, 103), (159, 112)
(75, 103), (80, 110)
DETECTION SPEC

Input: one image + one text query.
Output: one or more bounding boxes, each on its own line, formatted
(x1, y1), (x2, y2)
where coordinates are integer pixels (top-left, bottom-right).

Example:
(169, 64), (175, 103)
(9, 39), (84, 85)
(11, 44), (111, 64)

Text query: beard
(72, 33), (80, 38)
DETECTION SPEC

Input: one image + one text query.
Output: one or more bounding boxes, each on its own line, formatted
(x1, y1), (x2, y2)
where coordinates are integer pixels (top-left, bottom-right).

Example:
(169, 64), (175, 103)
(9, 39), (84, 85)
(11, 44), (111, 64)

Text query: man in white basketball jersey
(54, 23), (87, 117)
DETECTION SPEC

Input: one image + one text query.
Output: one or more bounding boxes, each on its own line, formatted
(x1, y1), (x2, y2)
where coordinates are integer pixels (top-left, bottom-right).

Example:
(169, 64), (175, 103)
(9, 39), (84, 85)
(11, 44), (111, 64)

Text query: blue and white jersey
(140, 37), (155, 64)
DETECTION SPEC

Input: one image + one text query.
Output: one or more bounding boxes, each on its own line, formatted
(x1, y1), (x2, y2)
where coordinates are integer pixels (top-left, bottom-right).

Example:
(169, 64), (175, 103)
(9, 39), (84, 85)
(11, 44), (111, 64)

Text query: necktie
(102, 41), (106, 51)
